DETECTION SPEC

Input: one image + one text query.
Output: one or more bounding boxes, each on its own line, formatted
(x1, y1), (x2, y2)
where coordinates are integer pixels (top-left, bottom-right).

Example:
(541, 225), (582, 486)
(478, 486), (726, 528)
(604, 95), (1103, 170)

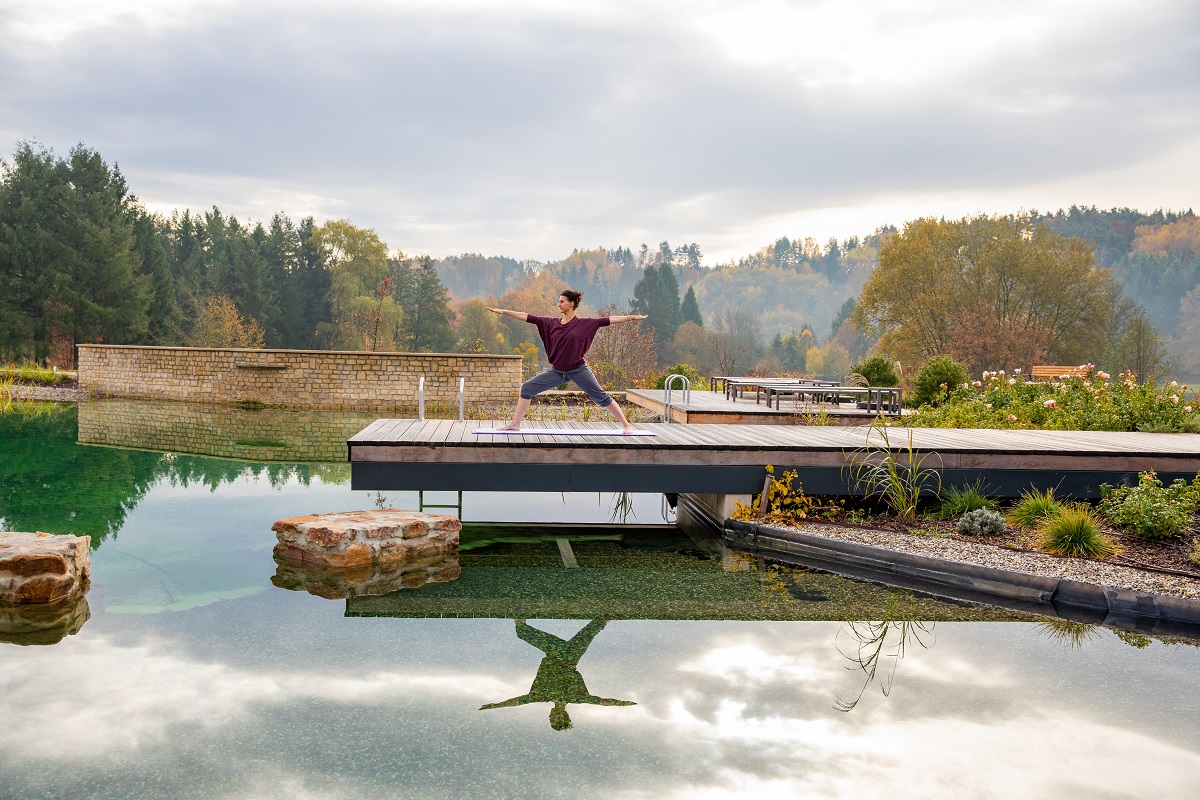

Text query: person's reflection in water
(480, 618), (635, 730)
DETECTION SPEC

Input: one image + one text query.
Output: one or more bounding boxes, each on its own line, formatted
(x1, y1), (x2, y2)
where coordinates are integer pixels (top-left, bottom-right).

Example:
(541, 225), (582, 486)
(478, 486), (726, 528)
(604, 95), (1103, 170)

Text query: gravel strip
(10, 385), (88, 402)
(774, 521), (1200, 600)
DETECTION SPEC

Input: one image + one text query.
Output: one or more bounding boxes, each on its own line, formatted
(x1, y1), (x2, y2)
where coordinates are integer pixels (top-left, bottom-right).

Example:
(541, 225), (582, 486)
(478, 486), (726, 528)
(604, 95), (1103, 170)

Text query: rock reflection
(481, 619), (635, 730)
(0, 596), (90, 646)
(271, 551), (461, 599)
(834, 592), (935, 712)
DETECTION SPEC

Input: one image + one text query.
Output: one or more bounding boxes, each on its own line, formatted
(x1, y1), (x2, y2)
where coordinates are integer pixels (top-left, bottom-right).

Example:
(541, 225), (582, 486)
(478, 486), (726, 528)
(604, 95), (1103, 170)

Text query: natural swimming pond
(2, 402), (1199, 799)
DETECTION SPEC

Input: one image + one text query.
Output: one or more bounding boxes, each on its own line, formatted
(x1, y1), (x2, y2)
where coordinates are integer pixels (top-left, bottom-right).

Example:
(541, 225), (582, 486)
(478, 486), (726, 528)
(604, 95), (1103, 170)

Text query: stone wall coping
(78, 344), (521, 360)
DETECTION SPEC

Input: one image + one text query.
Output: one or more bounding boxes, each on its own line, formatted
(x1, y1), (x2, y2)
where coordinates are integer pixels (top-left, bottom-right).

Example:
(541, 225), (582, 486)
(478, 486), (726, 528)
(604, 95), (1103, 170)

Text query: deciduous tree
(186, 295), (265, 348)
(854, 214), (1118, 370)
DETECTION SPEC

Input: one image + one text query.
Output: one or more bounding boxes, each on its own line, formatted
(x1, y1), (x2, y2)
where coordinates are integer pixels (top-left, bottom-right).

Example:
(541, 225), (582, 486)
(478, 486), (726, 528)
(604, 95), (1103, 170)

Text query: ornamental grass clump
(1038, 506), (1120, 559)
(847, 423), (942, 521)
(938, 481), (994, 519)
(1097, 471), (1200, 539)
(1007, 488), (1064, 528)
(956, 508), (1007, 536)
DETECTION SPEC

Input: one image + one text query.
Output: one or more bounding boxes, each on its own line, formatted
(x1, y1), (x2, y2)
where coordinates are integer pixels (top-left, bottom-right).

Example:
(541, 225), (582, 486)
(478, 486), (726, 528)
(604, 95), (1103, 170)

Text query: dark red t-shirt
(527, 315), (611, 371)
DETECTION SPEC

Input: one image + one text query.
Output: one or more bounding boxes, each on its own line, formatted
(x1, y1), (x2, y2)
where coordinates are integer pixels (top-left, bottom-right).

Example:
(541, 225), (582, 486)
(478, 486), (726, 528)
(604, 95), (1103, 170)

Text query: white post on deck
(418, 376), (425, 420)
(458, 377), (465, 421)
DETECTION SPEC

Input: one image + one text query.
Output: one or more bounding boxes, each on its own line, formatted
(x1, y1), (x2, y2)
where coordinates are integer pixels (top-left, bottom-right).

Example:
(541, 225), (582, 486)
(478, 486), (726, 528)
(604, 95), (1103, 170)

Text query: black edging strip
(723, 519), (1200, 638)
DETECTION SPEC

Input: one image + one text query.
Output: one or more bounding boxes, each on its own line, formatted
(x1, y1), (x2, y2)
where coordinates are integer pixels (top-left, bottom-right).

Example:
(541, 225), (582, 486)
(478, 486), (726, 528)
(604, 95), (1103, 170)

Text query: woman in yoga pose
(487, 289), (647, 433)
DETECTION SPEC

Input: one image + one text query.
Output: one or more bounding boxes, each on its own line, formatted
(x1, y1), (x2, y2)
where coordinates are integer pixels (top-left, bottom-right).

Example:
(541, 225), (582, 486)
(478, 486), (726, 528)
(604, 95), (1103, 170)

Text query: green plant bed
(1, 364), (75, 385)
(907, 367), (1200, 432)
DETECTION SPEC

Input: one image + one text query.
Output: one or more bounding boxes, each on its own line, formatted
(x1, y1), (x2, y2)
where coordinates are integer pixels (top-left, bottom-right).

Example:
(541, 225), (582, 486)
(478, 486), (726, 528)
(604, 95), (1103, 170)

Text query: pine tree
(394, 256), (456, 352)
(681, 285), (703, 326)
(0, 142), (151, 363)
(132, 212), (182, 344)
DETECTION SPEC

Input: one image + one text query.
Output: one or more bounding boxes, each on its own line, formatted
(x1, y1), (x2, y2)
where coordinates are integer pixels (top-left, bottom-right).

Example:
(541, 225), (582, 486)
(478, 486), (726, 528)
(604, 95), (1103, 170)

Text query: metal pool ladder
(663, 374), (691, 424)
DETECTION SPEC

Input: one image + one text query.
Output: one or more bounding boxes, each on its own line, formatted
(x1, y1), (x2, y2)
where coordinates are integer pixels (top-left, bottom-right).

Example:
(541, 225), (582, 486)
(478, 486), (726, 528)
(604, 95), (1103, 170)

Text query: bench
(1030, 365), (1088, 380)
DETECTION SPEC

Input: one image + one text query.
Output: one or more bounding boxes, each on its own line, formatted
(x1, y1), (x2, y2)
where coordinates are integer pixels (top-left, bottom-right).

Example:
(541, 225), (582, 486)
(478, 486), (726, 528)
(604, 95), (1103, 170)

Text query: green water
(1, 403), (1198, 799)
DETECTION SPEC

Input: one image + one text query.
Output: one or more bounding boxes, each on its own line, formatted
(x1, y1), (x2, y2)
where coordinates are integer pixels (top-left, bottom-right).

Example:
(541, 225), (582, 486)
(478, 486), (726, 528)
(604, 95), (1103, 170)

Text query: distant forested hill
(4, 141), (1195, 377)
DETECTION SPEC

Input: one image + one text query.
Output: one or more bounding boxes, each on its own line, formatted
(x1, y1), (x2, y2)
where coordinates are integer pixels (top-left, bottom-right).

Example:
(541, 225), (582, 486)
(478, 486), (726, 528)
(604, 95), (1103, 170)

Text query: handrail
(418, 376), (425, 420)
(663, 374), (691, 424)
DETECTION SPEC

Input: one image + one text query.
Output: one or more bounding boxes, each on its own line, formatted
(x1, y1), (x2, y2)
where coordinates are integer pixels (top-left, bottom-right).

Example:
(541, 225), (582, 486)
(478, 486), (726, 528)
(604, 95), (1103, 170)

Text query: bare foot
(622, 426), (634, 434)
(498, 422), (522, 431)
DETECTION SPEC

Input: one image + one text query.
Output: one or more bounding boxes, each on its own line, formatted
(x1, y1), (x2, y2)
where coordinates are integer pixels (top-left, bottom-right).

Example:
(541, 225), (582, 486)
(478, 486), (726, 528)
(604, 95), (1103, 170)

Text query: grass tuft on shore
(1038, 506), (1120, 559)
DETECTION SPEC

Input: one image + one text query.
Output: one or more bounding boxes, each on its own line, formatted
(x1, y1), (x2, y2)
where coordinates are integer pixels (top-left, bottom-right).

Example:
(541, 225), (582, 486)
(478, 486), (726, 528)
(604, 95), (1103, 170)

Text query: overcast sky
(2, 0), (1197, 263)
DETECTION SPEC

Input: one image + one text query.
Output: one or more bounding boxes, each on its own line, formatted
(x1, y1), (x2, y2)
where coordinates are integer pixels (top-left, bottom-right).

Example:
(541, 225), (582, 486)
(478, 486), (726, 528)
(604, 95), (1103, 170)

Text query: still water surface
(1, 404), (1198, 799)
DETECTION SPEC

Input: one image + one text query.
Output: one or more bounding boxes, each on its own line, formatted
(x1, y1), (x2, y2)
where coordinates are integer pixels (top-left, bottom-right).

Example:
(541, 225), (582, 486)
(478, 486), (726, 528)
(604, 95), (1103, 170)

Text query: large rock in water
(272, 509), (461, 568)
(0, 532), (91, 605)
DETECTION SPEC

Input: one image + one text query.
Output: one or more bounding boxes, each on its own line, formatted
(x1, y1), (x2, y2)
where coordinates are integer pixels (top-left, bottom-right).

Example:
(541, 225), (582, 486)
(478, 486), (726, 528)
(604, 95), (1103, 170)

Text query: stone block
(0, 532), (91, 605)
(271, 509), (460, 568)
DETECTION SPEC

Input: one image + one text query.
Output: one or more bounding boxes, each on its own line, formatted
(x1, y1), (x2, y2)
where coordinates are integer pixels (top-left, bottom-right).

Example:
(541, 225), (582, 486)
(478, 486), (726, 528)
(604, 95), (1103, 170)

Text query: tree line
(2, 140), (1194, 384)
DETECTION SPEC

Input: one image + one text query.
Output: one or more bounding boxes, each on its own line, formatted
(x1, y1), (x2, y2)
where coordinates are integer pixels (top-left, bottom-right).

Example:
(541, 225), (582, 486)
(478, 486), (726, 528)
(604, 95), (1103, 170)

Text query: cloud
(0, 634), (517, 758)
(0, 0), (1196, 260)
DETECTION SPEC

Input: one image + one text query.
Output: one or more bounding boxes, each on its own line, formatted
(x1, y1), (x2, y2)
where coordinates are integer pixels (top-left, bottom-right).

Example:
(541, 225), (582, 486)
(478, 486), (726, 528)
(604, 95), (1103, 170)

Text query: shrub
(911, 356), (970, 408)
(1007, 488), (1064, 528)
(938, 481), (994, 519)
(731, 466), (843, 523)
(1097, 471), (1199, 539)
(957, 508), (1007, 535)
(652, 363), (707, 390)
(849, 354), (899, 387)
(1039, 506), (1120, 559)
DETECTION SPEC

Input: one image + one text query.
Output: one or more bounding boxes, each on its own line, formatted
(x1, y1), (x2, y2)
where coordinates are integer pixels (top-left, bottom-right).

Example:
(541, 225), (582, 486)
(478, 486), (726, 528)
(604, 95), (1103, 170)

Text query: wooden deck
(348, 419), (1200, 498)
(624, 388), (888, 425)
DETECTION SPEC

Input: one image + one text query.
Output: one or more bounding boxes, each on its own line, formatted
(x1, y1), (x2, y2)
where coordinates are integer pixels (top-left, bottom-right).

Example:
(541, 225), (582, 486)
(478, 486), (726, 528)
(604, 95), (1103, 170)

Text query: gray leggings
(520, 364), (613, 407)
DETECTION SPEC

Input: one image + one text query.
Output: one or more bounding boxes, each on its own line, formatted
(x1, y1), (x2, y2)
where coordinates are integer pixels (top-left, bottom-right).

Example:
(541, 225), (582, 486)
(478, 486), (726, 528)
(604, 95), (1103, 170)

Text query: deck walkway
(348, 419), (1200, 497)
(624, 388), (885, 425)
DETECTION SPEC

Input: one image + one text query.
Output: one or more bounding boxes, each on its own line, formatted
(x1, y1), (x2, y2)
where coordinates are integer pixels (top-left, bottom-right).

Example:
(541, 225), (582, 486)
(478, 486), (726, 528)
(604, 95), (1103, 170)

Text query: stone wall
(78, 345), (522, 410)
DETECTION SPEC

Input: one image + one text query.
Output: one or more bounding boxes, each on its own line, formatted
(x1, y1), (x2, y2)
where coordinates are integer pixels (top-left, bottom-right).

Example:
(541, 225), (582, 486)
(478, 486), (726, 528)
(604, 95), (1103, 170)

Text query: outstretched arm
(608, 314), (647, 325)
(487, 307), (529, 322)
(480, 694), (533, 710)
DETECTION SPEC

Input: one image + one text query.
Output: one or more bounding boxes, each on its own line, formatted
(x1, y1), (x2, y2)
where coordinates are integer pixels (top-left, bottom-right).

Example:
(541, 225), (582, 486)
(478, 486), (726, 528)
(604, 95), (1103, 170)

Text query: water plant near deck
(908, 366), (1200, 432)
(847, 422), (942, 521)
